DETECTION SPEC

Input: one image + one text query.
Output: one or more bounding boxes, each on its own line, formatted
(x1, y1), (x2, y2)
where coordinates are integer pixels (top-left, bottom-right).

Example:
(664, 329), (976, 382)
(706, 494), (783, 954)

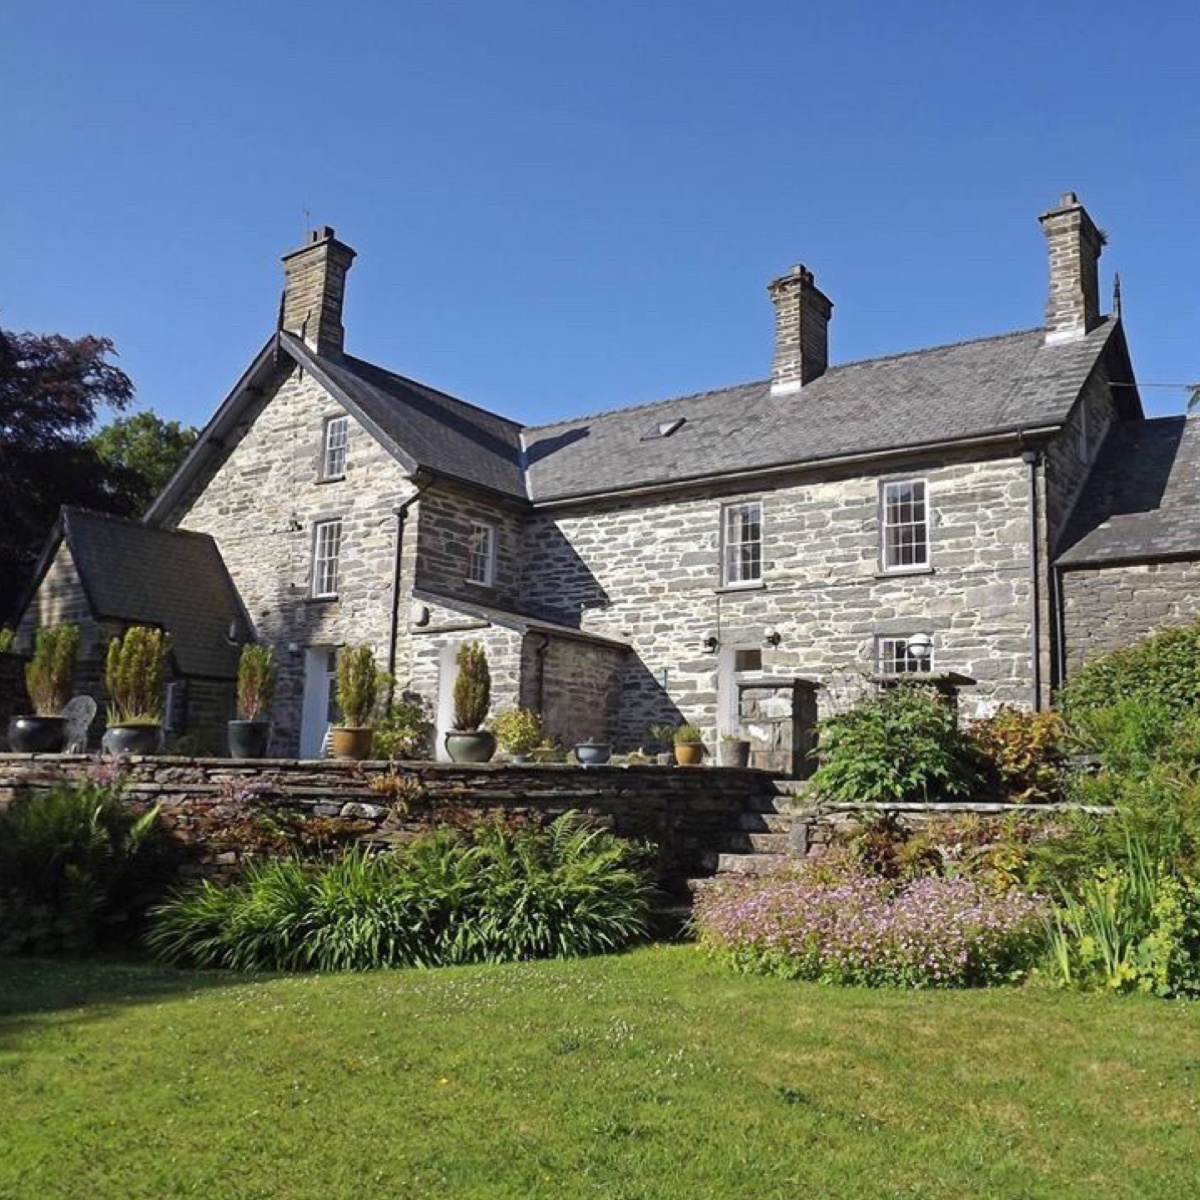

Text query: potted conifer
(103, 625), (169, 755)
(445, 641), (496, 763)
(228, 644), (275, 759)
(331, 644), (382, 760)
(7, 623), (79, 753)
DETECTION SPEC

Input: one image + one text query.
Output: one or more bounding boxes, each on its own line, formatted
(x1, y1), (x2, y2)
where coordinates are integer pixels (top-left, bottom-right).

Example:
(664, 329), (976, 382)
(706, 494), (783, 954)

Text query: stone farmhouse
(13, 193), (1200, 763)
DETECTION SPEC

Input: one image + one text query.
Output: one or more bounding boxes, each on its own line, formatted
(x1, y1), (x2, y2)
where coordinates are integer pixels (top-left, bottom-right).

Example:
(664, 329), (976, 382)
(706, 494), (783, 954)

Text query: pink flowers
(695, 866), (1046, 988)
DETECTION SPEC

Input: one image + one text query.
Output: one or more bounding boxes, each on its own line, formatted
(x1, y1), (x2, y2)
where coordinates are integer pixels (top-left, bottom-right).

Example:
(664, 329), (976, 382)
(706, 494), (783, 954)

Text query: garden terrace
(0, 754), (782, 892)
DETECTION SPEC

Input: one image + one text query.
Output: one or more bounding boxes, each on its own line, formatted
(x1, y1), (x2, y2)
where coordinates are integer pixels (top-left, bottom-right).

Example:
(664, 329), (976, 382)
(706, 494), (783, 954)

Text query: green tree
(90, 411), (198, 512)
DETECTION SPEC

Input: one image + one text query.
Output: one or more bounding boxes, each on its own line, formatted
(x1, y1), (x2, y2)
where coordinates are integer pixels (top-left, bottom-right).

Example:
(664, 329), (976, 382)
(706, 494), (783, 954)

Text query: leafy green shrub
(1058, 621), (1200, 722)
(1067, 698), (1200, 777)
(453, 641), (491, 731)
(373, 693), (434, 759)
(149, 813), (654, 971)
(812, 684), (984, 804)
(336, 644), (383, 728)
(106, 626), (170, 725)
(25, 623), (80, 716)
(0, 626), (15, 654)
(0, 779), (170, 954)
(969, 707), (1066, 803)
(490, 706), (543, 755)
(1047, 829), (1200, 997)
(236, 644), (275, 722)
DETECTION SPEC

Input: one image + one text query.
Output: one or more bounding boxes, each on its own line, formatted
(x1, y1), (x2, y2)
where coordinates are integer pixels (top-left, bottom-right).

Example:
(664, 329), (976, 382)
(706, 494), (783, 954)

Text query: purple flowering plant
(695, 860), (1047, 988)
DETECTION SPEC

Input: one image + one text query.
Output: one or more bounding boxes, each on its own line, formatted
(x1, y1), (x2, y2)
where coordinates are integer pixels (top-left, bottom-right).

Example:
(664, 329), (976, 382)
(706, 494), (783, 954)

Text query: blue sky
(3, 0), (1199, 427)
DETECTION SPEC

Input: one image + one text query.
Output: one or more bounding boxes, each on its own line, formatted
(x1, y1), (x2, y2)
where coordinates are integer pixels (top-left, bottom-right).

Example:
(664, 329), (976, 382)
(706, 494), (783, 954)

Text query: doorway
(434, 643), (461, 762)
(299, 646), (340, 758)
(717, 645), (762, 736)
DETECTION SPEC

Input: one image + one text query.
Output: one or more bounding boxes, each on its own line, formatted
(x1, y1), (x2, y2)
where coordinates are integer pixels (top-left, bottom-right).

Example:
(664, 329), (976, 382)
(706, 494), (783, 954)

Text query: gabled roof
(521, 319), (1121, 502)
(1056, 416), (1200, 567)
(148, 317), (1124, 521)
(27, 508), (247, 678)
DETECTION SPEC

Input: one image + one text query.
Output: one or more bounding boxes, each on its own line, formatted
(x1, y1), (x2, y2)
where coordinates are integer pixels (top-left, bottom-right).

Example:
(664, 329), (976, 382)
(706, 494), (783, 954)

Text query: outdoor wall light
(907, 633), (934, 662)
(763, 629), (782, 648)
(702, 635), (719, 654)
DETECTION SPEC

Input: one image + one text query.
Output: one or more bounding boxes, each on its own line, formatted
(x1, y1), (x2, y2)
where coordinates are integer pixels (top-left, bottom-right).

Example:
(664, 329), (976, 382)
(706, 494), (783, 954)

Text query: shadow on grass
(0, 954), (256, 1051)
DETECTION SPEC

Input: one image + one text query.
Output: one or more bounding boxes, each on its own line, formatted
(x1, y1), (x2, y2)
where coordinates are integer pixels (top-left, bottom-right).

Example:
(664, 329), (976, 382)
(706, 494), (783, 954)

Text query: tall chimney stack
(1038, 193), (1104, 344)
(280, 226), (357, 357)
(768, 265), (833, 395)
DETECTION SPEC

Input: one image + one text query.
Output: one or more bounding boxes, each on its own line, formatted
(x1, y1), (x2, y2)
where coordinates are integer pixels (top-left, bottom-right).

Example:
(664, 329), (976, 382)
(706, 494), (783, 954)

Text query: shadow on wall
(619, 656), (687, 751)
(521, 521), (613, 629)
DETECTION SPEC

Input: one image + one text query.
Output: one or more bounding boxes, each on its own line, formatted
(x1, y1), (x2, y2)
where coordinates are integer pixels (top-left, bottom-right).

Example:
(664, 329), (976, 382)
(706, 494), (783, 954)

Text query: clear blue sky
(3, 0), (1198, 427)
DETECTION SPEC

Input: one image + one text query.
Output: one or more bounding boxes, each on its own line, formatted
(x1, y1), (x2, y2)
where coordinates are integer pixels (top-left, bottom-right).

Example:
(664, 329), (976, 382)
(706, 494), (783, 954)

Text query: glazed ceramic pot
(6, 715), (67, 753)
(228, 720), (272, 759)
(331, 726), (374, 761)
(444, 730), (497, 763)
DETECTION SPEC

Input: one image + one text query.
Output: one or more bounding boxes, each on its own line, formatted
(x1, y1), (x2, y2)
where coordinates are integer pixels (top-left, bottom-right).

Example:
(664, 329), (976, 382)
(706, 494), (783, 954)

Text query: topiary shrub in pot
(8, 623), (80, 753)
(228, 644), (275, 759)
(331, 644), (383, 760)
(103, 626), (170, 756)
(674, 723), (705, 766)
(490, 706), (542, 763)
(445, 641), (495, 763)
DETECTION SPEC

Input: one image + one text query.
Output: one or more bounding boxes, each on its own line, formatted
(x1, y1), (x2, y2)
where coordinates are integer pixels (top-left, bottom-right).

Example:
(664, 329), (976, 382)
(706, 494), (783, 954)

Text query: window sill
(715, 581), (766, 595)
(463, 578), (497, 590)
(874, 567), (935, 580)
(305, 595), (339, 606)
(315, 475), (346, 486)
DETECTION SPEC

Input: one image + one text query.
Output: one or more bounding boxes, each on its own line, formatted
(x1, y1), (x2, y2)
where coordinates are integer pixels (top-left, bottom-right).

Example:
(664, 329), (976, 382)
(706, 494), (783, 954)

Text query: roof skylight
(640, 417), (685, 442)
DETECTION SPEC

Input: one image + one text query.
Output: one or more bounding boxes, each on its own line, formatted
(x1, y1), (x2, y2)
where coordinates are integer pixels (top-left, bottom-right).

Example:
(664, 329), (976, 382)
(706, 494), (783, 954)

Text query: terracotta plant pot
(717, 738), (751, 768)
(102, 724), (162, 756)
(574, 742), (612, 767)
(331, 726), (374, 760)
(445, 730), (497, 763)
(674, 742), (704, 766)
(6, 715), (67, 754)
(228, 720), (272, 759)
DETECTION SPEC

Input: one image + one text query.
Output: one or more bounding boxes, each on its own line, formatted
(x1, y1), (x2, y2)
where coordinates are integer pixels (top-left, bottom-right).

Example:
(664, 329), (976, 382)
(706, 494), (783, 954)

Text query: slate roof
(286, 335), (527, 499)
(1056, 416), (1200, 566)
(521, 319), (1119, 502)
(59, 508), (247, 677)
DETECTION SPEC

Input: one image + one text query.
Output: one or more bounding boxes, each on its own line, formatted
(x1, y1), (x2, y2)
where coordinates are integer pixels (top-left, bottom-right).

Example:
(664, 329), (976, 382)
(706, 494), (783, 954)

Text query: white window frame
(880, 478), (931, 572)
(721, 500), (764, 588)
(311, 518), (342, 599)
(876, 634), (935, 676)
(466, 521), (497, 587)
(321, 415), (348, 479)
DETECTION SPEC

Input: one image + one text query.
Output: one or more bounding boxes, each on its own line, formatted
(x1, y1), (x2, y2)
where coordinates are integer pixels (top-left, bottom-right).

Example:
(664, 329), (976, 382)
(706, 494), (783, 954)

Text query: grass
(0, 948), (1198, 1199)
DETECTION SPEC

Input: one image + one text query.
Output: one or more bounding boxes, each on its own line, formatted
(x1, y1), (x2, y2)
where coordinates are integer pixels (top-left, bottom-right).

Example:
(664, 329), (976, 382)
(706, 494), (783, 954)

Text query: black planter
(445, 730), (497, 763)
(102, 724), (161, 756)
(6, 715), (67, 753)
(575, 742), (612, 767)
(228, 720), (272, 759)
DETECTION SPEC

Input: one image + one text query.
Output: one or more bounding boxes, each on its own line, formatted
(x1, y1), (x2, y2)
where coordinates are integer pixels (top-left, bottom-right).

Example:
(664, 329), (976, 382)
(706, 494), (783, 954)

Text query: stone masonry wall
(522, 450), (1040, 748)
(519, 635), (626, 747)
(0, 654), (29, 746)
(1061, 559), (1200, 674)
(177, 364), (419, 755)
(0, 754), (779, 888)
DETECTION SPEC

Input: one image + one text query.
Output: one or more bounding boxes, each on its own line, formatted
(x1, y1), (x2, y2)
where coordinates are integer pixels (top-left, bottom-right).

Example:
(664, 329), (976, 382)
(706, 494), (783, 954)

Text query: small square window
(876, 635), (934, 675)
(722, 502), (763, 586)
(322, 416), (348, 479)
(311, 519), (342, 598)
(881, 480), (930, 571)
(467, 522), (496, 587)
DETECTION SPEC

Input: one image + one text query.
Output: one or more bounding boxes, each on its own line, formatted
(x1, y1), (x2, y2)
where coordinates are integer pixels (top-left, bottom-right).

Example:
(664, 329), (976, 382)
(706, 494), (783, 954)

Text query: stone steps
(716, 831), (791, 855)
(737, 811), (793, 833)
(715, 851), (788, 876)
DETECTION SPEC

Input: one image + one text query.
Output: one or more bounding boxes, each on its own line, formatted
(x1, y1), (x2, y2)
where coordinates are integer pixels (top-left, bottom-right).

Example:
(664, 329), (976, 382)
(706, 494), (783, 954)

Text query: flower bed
(695, 865), (1047, 988)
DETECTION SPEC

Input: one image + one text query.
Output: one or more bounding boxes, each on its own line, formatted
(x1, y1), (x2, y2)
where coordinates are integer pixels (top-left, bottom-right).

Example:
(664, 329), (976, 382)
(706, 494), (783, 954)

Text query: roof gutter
(530, 423), (1064, 510)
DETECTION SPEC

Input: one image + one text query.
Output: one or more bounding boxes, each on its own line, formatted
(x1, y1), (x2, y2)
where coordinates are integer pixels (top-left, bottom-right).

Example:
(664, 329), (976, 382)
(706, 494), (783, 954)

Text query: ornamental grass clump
(236, 644), (275, 722)
(105, 626), (170, 725)
(695, 863), (1047, 988)
(24, 623), (80, 716)
(149, 813), (654, 971)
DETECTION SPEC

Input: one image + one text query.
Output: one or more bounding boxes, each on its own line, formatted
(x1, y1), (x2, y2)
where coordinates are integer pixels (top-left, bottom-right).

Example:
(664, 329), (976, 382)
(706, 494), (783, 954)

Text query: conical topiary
(105, 626), (170, 726)
(452, 642), (491, 731)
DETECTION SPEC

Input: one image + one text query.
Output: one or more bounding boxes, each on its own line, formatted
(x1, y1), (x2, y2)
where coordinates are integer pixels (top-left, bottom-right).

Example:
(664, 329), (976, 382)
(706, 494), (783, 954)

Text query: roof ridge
(64, 506), (216, 542)
(522, 325), (1050, 433)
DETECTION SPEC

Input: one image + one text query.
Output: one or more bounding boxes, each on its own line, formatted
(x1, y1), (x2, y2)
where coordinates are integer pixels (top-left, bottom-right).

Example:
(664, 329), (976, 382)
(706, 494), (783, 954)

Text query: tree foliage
(89, 411), (198, 512)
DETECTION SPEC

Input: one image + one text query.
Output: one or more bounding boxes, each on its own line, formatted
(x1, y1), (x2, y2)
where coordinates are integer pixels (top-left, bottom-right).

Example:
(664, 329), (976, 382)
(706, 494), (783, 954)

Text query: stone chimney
(768, 265), (833, 395)
(280, 226), (357, 357)
(1038, 192), (1104, 344)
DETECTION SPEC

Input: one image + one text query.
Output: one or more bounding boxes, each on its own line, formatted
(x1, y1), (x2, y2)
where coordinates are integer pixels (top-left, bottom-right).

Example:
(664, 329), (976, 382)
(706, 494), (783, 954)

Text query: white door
(717, 646), (762, 736)
(300, 646), (339, 758)
(434, 643), (460, 762)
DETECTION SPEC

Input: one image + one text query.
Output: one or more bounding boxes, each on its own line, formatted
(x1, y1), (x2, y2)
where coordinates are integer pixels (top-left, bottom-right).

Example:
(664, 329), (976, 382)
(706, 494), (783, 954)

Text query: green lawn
(1, 948), (1197, 1200)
